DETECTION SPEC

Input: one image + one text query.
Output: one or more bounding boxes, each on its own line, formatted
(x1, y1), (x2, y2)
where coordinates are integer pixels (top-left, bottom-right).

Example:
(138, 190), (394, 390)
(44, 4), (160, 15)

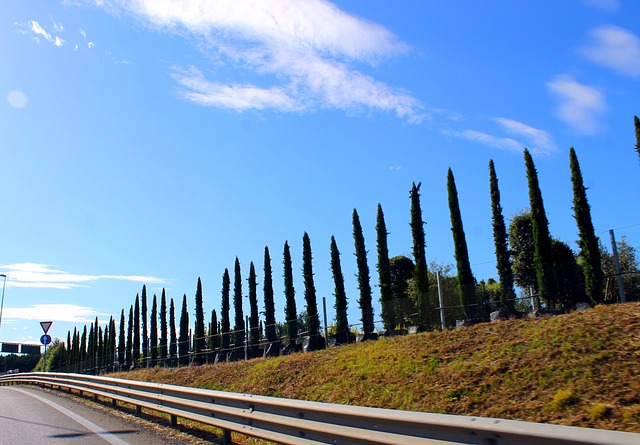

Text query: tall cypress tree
(133, 294), (140, 364)
(248, 262), (260, 356)
(141, 285), (148, 364)
(448, 168), (478, 320)
(221, 269), (231, 351)
(126, 306), (133, 367)
(570, 147), (604, 305)
(150, 294), (158, 364)
(194, 277), (206, 364)
(376, 204), (394, 331)
(353, 209), (374, 339)
(233, 258), (245, 351)
(178, 294), (189, 366)
(263, 246), (279, 352)
(489, 160), (517, 312)
(169, 298), (177, 364)
(524, 148), (559, 309)
(118, 310), (125, 366)
(160, 289), (168, 361)
(330, 235), (349, 344)
(109, 317), (116, 368)
(302, 232), (322, 350)
(410, 182), (431, 329)
(283, 241), (298, 347)
(209, 309), (220, 351)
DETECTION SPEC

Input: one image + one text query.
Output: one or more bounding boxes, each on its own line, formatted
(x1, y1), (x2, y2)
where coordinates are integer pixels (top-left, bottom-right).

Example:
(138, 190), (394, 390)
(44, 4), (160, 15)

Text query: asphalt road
(0, 386), (196, 445)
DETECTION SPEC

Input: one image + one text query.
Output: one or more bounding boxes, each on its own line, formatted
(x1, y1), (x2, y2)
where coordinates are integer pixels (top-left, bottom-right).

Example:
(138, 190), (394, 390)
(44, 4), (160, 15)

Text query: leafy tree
(376, 204), (394, 331)
(233, 258), (245, 351)
(489, 160), (517, 312)
(428, 260), (464, 327)
(601, 236), (640, 302)
(126, 306), (133, 367)
(509, 210), (537, 294)
(302, 232), (322, 350)
(524, 149), (559, 310)
(141, 286), (148, 364)
(389, 255), (417, 327)
(178, 294), (189, 366)
(248, 262), (260, 356)
(150, 294), (158, 364)
(133, 294), (140, 364)
(410, 182), (432, 330)
(330, 235), (349, 344)
(447, 168), (479, 320)
(283, 241), (298, 347)
(118, 309), (125, 366)
(194, 277), (206, 364)
(570, 147), (604, 305)
(221, 269), (231, 351)
(353, 209), (374, 339)
(169, 298), (177, 364)
(160, 289), (168, 361)
(552, 239), (586, 311)
(263, 246), (279, 353)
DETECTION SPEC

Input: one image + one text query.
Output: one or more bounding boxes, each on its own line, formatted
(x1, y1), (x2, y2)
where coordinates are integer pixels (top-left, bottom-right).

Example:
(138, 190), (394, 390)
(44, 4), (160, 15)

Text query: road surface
(0, 386), (196, 445)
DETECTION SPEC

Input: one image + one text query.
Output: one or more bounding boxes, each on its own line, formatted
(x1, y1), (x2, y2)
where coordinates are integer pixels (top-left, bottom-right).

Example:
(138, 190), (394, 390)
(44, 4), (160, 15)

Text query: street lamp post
(0, 274), (7, 337)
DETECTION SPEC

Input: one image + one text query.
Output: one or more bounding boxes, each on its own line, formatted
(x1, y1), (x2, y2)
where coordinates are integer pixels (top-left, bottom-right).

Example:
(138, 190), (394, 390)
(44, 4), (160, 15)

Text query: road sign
(40, 334), (51, 345)
(40, 321), (53, 334)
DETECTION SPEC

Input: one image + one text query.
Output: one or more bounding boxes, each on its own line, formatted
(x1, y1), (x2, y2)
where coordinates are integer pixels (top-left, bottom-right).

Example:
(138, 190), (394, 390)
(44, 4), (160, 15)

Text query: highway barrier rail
(1, 372), (639, 445)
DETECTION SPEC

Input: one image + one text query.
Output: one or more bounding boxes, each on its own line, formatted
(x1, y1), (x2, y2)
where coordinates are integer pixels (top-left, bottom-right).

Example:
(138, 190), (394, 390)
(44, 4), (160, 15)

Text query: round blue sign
(40, 334), (52, 345)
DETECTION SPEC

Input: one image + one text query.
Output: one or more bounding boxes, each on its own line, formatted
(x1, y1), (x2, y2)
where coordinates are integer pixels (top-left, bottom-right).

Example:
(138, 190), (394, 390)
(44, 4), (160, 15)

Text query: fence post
(437, 272), (446, 329)
(323, 297), (329, 349)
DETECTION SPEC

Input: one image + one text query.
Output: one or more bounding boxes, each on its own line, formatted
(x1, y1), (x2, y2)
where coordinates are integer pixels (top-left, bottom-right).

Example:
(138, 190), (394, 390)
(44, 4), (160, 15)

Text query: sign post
(40, 321), (53, 372)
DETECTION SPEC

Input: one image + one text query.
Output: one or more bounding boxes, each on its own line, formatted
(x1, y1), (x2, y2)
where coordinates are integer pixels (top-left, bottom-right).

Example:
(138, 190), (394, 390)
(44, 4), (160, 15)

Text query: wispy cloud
(17, 19), (94, 51)
(494, 117), (557, 155)
(580, 0), (620, 12)
(0, 263), (166, 290)
(547, 75), (607, 135)
(93, 0), (424, 121)
(4, 304), (103, 324)
(579, 25), (640, 78)
(453, 130), (523, 154)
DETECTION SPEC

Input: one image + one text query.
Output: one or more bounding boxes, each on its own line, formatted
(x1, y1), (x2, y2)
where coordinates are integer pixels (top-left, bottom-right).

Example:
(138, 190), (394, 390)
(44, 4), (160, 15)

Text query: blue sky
(1, 0), (639, 347)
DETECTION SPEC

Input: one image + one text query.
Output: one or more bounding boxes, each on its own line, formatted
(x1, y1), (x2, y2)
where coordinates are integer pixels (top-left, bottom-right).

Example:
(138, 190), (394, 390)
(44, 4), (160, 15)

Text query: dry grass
(109, 302), (640, 434)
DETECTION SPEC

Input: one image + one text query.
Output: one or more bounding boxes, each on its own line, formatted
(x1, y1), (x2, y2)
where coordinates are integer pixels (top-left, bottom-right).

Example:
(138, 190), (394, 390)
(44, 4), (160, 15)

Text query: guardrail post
(170, 414), (177, 427)
(221, 429), (232, 445)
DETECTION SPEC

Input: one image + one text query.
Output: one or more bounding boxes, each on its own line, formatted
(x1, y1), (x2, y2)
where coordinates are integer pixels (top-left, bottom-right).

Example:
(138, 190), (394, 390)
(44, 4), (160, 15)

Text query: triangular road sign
(40, 321), (53, 334)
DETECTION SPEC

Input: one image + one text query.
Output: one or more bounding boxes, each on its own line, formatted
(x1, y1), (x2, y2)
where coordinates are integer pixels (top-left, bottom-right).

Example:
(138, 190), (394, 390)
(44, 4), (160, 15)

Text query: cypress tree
(283, 241), (298, 347)
(178, 294), (189, 366)
(263, 246), (279, 352)
(118, 309), (125, 366)
(126, 306), (133, 367)
(376, 204), (394, 331)
(448, 168), (478, 320)
(160, 289), (168, 361)
(302, 232), (322, 350)
(169, 298), (177, 364)
(233, 258), (245, 351)
(221, 269), (231, 351)
(524, 148), (559, 309)
(330, 235), (349, 344)
(80, 326), (87, 364)
(635, 115), (640, 162)
(248, 262), (260, 356)
(87, 323), (95, 363)
(410, 182), (431, 329)
(353, 209), (374, 340)
(141, 286), (148, 364)
(150, 294), (158, 364)
(66, 330), (73, 367)
(133, 294), (140, 364)
(489, 160), (517, 312)
(570, 147), (604, 305)
(194, 277), (206, 364)
(209, 309), (220, 351)
(109, 317), (116, 368)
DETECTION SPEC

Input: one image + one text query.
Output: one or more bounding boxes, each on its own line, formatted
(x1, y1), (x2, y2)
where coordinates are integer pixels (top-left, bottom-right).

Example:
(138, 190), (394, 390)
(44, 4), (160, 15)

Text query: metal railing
(1, 372), (638, 445)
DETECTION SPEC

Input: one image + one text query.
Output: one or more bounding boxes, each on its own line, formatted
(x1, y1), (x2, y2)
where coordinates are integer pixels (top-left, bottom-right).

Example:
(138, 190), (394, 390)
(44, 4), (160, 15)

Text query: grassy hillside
(111, 302), (640, 433)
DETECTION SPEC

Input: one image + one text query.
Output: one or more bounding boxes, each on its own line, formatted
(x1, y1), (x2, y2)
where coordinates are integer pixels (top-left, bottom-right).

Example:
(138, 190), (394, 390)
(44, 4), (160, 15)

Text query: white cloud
(494, 117), (557, 155)
(580, 0), (620, 12)
(579, 25), (640, 77)
(93, 0), (423, 121)
(547, 75), (607, 135)
(54, 36), (66, 47)
(7, 91), (28, 109)
(30, 20), (54, 43)
(4, 304), (101, 323)
(0, 263), (166, 290)
(453, 129), (523, 153)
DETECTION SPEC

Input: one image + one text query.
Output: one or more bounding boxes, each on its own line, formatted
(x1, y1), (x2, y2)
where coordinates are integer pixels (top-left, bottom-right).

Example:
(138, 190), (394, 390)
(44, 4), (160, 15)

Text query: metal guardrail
(1, 372), (638, 445)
